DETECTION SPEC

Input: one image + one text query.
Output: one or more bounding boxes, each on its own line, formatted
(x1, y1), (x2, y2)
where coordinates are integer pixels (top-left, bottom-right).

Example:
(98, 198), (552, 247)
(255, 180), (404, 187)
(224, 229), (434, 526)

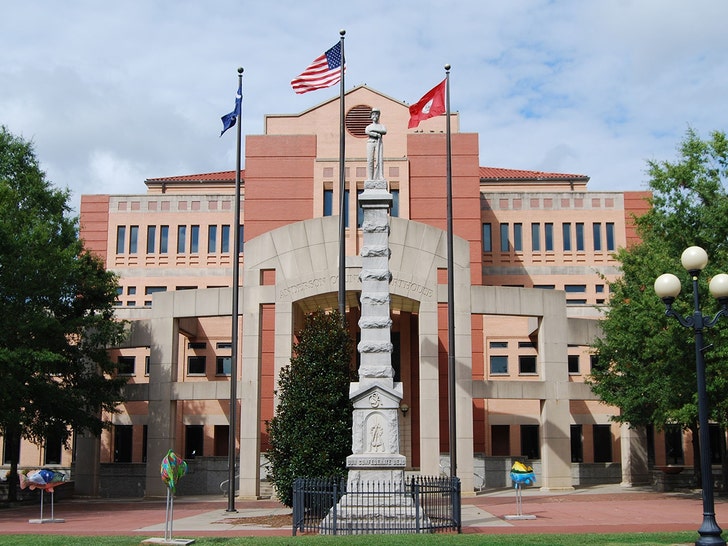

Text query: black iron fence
(292, 475), (461, 535)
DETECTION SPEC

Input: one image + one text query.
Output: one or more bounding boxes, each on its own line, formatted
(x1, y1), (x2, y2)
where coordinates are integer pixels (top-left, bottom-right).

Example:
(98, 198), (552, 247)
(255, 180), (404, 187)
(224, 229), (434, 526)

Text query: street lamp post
(654, 246), (728, 546)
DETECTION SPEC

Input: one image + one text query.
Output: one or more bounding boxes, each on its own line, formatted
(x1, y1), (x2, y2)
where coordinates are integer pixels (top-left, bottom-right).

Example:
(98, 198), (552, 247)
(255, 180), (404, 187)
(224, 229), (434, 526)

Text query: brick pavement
(0, 484), (726, 540)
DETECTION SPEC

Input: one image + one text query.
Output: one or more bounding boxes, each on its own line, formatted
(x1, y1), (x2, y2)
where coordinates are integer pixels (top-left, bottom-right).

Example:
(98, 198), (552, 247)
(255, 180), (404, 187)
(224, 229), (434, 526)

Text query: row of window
(487, 342), (596, 375)
(115, 224), (243, 255)
(116, 341), (233, 376)
(490, 423), (613, 462)
(483, 222), (616, 253)
(111, 424), (230, 462)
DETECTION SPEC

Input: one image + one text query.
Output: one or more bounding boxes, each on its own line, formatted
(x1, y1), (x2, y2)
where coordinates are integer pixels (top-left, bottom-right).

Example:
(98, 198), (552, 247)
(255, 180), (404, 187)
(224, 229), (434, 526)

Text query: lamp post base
(697, 514), (725, 546)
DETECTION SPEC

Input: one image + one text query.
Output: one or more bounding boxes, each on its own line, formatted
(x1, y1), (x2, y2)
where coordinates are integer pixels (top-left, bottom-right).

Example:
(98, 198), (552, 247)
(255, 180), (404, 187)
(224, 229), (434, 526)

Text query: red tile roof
(480, 166), (589, 181)
(146, 167), (588, 184)
(145, 171), (243, 183)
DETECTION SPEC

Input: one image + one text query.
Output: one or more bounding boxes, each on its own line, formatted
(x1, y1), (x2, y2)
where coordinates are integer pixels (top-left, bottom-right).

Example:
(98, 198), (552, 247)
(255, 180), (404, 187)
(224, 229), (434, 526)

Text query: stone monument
(322, 109), (426, 532)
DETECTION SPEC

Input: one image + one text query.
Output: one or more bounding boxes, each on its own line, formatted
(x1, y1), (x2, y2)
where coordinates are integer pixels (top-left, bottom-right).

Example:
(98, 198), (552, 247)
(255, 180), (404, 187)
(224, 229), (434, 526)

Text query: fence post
(332, 477), (338, 536)
(292, 478), (300, 536)
(453, 477), (462, 533)
(413, 476), (420, 533)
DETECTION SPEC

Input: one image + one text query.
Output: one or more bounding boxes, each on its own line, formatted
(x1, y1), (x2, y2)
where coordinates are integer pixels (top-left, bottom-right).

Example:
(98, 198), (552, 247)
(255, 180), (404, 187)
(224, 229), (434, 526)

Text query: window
(216, 342), (232, 350)
(571, 424), (583, 462)
(214, 425), (229, 456)
(116, 226), (126, 254)
(518, 355), (537, 374)
(238, 225), (245, 253)
(489, 341), (508, 349)
(159, 225), (169, 254)
(489, 355), (508, 374)
(117, 356), (135, 375)
(142, 425), (148, 462)
(216, 356), (232, 375)
(534, 284), (555, 290)
(590, 354), (603, 372)
(593, 424), (613, 462)
(177, 225), (187, 254)
(188, 342), (207, 349)
(324, 189), (333, 216)
(544, 223), (554, 251)
(146, 226), (156, 254)
(145, 355), (150, 375)
(190, 225), (200, 253)
(114, 425), (133, 463)
(221, 225), (231, 253)
(513, 223), (523, 252)
(500, 223), (509, 252)
(606, 222), (615, 251)
(575, 223), (584, 251)
(568, 354), (580, 374)
(208, 225), (217, 253)
(187, 356), (206, 375)
(482, 223), (492, 252)
(565, 284), (587, 293)
(44, 430), (63, 465)
(185, 425), (204, 459)
(491, 425), (510, 456)
(129, 225), (139, 254)
(144, 286), (166, 307)
(665, 425), (684, 465)
(562, 223), (572, 251)
(391, 189), (399, 217)
(357, 189), (364, 227)
(520, 424), (540, 459)
(593, 223), (602, 251)
(344, 189), (350, 228)
(531, 223), (540, 252)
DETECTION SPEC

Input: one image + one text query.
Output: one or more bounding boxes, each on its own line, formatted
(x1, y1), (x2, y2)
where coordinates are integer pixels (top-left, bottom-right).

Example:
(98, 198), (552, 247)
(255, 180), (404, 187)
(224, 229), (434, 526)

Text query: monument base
(321, 457), (432, 534)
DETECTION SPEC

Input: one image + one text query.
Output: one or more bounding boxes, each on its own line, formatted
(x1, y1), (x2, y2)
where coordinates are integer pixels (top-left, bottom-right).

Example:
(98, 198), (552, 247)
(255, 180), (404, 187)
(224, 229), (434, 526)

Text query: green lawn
(0, 532), (699, 545)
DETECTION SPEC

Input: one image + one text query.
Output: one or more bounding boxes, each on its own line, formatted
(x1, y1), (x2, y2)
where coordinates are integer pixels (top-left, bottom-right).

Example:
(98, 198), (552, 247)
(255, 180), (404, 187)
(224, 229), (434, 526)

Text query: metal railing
(292, 475), (461, 535)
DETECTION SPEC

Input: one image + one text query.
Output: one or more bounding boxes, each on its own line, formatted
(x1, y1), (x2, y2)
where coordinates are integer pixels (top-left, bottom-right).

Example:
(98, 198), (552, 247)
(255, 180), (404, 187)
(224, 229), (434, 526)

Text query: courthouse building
(6, 85), (670, 498)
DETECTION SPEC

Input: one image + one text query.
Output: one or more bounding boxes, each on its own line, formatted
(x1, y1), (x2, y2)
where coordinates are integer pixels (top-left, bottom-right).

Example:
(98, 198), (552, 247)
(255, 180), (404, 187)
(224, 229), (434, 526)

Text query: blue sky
(2, 0), (727, 212)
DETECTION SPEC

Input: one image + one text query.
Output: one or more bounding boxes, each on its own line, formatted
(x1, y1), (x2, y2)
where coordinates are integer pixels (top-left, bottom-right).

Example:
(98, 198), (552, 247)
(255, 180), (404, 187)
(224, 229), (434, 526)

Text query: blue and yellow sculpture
(509, 460), (536, 486)
(509, 461), (536, 518)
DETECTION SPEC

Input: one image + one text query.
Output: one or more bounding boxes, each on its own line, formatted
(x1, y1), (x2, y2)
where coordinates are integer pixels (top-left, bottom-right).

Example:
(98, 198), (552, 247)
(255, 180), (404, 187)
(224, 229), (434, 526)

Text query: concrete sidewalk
(0, 484), (726, 539)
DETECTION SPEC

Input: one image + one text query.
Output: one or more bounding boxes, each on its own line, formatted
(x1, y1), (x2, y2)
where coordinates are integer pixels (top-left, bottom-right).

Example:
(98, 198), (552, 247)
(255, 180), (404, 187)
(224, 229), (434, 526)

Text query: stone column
(620, 424), (650, 486)
(144, 308), (179, 497)
(346, 178), (406, 486)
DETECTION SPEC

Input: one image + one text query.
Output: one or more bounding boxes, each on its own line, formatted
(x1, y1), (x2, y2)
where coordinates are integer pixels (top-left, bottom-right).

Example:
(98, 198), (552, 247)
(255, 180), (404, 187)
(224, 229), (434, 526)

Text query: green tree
(0, 127), (128, 501)
(588, 128), (728, 483)
(266, 309), (354, 507)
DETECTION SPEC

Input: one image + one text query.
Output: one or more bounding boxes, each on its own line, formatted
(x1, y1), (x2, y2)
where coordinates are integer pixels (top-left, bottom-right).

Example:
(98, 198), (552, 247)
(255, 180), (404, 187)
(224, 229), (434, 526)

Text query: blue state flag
(220, 82), (242, 136)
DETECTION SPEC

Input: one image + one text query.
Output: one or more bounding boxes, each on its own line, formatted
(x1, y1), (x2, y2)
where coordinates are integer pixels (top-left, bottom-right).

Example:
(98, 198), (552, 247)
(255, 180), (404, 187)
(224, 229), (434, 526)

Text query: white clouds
(1, 0), (727, 211)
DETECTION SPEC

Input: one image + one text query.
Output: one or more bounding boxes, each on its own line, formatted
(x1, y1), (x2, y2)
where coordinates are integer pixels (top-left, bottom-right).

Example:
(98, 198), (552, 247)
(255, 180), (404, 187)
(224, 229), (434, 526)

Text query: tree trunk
(5, 428), (20, 502)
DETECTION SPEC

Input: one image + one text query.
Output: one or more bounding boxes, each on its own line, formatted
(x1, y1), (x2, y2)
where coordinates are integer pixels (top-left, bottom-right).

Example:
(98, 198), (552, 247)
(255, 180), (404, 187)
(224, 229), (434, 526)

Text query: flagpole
(227, 66), (243, 513)
(444, 64), (457, 480)
(337, 29), (346, 324)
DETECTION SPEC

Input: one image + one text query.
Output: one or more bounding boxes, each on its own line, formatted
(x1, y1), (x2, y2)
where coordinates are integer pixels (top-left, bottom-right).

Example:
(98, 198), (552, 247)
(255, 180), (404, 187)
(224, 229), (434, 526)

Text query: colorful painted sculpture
(19, 469), (67, 492)
(160, 449), (187, 494)
(509, 460), (536, 486)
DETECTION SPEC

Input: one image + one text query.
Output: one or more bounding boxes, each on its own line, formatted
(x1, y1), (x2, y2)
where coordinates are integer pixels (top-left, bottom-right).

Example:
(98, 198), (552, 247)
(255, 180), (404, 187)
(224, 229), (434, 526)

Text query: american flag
(291, 42), (344, 94)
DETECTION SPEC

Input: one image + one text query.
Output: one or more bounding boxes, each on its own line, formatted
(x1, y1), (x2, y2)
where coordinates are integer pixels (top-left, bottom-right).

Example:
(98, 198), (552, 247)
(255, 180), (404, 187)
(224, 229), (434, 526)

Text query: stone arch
(238, 215), (474, 497)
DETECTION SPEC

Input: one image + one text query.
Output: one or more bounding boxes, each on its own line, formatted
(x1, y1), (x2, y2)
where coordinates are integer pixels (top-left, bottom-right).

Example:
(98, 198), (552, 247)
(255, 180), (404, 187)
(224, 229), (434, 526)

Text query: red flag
(291, 42), (344, 94)
(408, 79), (446, 128)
